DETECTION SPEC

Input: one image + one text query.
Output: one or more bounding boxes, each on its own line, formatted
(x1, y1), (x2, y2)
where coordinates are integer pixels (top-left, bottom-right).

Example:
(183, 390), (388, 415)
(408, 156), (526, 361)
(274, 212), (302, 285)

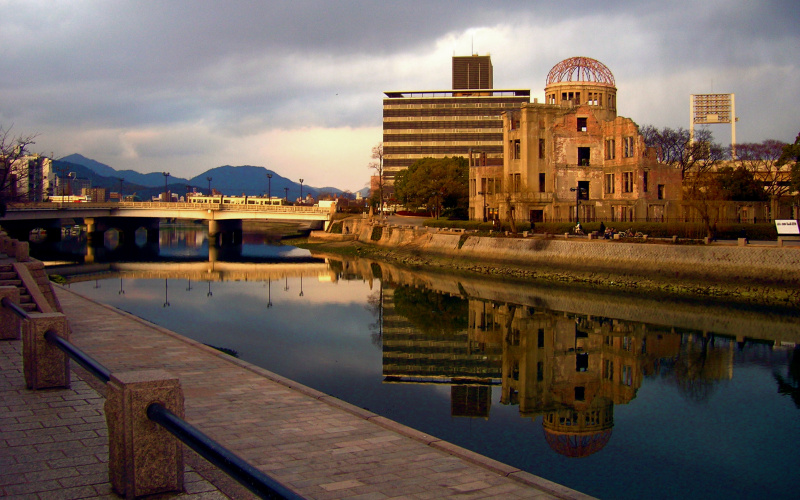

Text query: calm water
(37, 227), (800, 500)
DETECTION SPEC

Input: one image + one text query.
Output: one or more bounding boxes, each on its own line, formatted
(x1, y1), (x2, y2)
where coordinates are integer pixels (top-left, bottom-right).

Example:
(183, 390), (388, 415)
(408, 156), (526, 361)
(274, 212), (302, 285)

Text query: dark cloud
(0, 0), (797, 187)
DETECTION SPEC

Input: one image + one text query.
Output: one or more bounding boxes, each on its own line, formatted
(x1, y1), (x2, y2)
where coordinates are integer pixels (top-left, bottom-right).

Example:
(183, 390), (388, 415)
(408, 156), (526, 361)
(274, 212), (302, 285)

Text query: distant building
(382, 55), (530, 190)
(471, 57), (683, 223)
(1, 155), (54, 202)
(82, 187), (107, 202)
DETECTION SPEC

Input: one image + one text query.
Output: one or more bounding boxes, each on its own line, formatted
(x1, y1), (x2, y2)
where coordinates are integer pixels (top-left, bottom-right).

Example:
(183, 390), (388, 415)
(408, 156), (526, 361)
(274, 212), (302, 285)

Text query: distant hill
(62, 154), (350, 199)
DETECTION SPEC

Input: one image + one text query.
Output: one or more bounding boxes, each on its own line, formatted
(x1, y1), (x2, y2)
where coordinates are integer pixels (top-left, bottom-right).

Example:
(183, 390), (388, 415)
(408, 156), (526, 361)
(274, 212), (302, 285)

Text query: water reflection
(380, 284), (749, 458)
(43, 232), (800, 500)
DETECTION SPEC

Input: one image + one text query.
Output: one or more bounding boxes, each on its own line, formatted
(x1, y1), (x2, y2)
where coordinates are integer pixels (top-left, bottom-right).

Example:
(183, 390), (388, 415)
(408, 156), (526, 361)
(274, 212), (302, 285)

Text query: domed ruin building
(470, 56), (682, 223)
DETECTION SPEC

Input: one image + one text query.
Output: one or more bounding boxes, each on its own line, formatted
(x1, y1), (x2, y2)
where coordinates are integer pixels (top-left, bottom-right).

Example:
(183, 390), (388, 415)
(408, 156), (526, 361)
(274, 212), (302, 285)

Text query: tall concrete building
(452, 55), (493, 90)
(381, 55), (530, 190)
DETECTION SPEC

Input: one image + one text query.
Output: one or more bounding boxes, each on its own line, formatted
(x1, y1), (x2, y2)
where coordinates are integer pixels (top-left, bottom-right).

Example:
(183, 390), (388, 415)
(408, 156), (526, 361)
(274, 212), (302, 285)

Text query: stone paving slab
(0, 338), (230, 499)
(5, 285), (594, 499)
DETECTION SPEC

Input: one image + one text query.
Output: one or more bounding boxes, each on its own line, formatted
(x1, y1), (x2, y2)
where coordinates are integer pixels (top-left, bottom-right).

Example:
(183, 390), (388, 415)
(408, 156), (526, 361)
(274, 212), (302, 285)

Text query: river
(34, 225), (800, 500)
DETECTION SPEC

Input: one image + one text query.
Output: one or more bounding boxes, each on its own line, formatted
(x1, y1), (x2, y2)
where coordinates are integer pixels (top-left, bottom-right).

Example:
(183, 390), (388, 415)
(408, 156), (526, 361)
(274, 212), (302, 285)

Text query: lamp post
(299, 178), (304, 203)
(569, 184), (587, 223)
(284, 187), (289, 202)
(162, 172), (170, 202)
(478, 191), (487, 222)
(119, 177), (124, 201)
(266, 173), (272, 200)
(206, 176), (212, 196)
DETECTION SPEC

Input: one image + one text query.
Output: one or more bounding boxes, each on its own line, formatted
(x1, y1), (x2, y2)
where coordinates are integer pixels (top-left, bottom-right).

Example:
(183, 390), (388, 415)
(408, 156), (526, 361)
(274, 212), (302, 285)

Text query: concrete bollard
(738, 238), (748, 246)
(672, 235), (678, 243)
(22, 313), (71, 389)
(778, 237), (784, 247)
(564, 232), (569, 240)
(0, 287), (21, 340)
(106, 370), (184, 499)
(704, 237), (711, 245)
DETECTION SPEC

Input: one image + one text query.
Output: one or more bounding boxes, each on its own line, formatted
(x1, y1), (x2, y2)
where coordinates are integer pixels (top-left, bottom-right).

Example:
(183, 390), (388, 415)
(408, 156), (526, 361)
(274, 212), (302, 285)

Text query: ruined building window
(514, 173), (521, 192)
(622, 172), (634, 193)
(513, 139), (521, 160)
(657, 184), (665, 200)
(578, 147), (590, 166)
(539, 173), (546, 192)
(605, 173), (615, 194)
(643, 171), (649, 192)
(577, 117), (588, 132)
(623, 136), (634, 157)
(605, 139), (615, 160)
(539, 138), (545, 159)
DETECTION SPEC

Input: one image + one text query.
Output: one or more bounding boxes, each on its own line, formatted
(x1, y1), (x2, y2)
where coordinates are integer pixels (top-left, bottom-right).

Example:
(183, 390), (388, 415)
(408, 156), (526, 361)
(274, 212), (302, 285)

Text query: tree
(715, 166), (767, 202)
(735, 139), (790, 217)
(368, 142), (384, 212)
(641, 125), (721, 179)
(393, 157), (468, 217)
(777, 132), (800, 196)
(0, 126), (39, 215)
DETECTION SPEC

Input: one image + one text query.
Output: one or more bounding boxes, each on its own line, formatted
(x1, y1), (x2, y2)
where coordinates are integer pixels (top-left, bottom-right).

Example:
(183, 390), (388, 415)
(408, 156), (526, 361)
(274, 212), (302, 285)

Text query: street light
(478, 191), (487, 222)
(299, 178), (304, 203)
(206, 176), (212, 196)
(570, 184), (587, 223)
(284, 187), (289, 202)
(119, 177), (124, 201)
(162, 172), (170, 202)
(266, 173), (272, 200)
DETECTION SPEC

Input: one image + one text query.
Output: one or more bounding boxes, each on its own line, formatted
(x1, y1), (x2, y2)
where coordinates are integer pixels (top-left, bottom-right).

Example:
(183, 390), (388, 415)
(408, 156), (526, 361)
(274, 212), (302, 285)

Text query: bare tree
(641, 125), (722, 180)
(368, 142), (384, 213)
(735, 139), (790, 219)
(0, 126), (39, 214)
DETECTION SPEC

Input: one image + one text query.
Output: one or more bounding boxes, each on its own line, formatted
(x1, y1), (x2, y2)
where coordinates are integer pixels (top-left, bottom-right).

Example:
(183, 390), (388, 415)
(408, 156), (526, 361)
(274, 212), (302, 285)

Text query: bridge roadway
(2, 201), (333, 243)
(2, 284), (590, 499)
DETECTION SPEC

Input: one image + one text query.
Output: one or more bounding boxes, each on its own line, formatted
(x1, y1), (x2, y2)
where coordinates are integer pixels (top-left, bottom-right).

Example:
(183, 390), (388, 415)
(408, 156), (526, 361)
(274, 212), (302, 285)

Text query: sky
(2, 1), (798, 192)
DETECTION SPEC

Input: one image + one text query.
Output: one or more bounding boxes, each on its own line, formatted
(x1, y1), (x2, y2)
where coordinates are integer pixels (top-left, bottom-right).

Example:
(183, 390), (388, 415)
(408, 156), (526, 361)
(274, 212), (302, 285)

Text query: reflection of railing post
(23, 313), (71, 389)
(106, 369), (184, 498)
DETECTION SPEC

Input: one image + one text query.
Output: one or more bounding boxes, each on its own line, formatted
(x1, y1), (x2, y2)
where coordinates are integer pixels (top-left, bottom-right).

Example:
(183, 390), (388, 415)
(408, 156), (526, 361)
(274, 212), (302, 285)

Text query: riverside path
(2, 285), (594, 499)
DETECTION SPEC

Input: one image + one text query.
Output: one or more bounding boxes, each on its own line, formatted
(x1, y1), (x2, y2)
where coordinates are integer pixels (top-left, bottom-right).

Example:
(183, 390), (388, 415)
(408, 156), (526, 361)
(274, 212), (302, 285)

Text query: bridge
(1, 201), (334, 244)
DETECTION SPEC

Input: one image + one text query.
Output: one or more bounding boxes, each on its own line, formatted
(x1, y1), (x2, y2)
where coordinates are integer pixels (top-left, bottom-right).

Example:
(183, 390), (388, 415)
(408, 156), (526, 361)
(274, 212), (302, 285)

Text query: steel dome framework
(546, 57), (616, 86)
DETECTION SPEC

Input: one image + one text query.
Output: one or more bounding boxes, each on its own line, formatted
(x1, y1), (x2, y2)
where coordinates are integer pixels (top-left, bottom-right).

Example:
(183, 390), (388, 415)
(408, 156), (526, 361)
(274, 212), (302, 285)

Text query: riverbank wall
(312, 218), (800, 287)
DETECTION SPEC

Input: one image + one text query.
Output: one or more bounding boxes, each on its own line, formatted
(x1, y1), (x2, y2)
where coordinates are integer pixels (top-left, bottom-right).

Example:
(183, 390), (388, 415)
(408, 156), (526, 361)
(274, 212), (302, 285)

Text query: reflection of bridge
(2, 201), (333, 244)
(53, 261), (335, 283)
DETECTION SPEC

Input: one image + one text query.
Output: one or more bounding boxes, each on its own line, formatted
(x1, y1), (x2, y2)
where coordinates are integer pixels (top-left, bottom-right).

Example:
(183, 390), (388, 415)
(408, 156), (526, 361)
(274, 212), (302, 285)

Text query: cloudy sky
(2, 1), (798, 191)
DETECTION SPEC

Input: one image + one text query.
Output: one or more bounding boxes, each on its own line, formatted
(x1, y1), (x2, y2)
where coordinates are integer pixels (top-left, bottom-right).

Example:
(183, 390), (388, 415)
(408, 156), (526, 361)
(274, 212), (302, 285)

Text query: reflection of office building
(381, 286), (502, 418)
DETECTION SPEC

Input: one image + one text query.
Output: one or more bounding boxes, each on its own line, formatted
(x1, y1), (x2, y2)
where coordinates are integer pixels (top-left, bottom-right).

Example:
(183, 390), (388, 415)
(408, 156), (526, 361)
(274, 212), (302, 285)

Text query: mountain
(63, 154), (350, 199)
(60, 154), (190, 187)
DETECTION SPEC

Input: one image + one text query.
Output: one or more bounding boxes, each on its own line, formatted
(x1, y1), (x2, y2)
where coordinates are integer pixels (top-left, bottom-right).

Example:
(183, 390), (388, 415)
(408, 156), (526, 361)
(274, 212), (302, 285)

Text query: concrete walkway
(2, 286), (592, 499)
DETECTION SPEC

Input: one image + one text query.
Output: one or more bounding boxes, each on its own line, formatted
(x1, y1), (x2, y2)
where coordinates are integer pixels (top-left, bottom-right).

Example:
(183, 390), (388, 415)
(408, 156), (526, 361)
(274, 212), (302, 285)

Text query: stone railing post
(106, 370), (184, 498)
(15, 240), (30, 261)
(22, 312), (71, 389)
(0, 287), (21, 340)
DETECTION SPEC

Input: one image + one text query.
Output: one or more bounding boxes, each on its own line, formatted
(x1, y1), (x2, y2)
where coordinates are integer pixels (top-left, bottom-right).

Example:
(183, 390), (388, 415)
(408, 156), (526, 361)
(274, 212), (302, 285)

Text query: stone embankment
(310, 217), (800, 304)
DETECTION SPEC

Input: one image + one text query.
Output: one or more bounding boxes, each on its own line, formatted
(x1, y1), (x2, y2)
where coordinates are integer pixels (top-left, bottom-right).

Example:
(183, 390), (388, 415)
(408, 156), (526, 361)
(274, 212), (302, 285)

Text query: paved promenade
(2, 286), (592, 499)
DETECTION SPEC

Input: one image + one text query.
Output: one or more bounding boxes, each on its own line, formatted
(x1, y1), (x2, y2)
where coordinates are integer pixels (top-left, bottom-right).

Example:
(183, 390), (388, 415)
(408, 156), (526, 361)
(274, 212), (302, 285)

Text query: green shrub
(329, 221), (343, 234)
(371, 226), (383, 241)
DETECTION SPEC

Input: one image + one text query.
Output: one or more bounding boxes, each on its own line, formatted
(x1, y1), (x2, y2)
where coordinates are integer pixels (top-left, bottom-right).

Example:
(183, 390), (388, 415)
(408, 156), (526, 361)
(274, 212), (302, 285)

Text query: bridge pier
(208, 220), (242, 247)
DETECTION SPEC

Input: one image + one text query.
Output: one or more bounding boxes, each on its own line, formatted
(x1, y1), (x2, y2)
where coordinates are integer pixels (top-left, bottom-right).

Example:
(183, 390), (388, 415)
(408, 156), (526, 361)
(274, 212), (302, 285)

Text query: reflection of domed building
(542, 400), (614, 458)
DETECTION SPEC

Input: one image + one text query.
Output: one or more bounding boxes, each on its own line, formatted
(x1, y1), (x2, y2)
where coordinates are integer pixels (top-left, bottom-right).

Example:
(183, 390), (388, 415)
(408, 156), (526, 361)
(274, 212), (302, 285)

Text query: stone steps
(0, 264), (39, 313)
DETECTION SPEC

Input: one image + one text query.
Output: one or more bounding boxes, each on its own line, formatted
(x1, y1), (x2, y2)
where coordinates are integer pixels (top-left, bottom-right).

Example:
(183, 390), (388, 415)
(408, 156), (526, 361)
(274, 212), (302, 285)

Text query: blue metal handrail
(147, 403), (303, 500)
(1, 296), (302, 499)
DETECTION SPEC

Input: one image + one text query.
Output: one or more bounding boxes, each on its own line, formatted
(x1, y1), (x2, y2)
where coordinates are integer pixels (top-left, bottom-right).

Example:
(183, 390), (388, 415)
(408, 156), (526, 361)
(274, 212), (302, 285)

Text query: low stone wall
(325, 218), (800, 285)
